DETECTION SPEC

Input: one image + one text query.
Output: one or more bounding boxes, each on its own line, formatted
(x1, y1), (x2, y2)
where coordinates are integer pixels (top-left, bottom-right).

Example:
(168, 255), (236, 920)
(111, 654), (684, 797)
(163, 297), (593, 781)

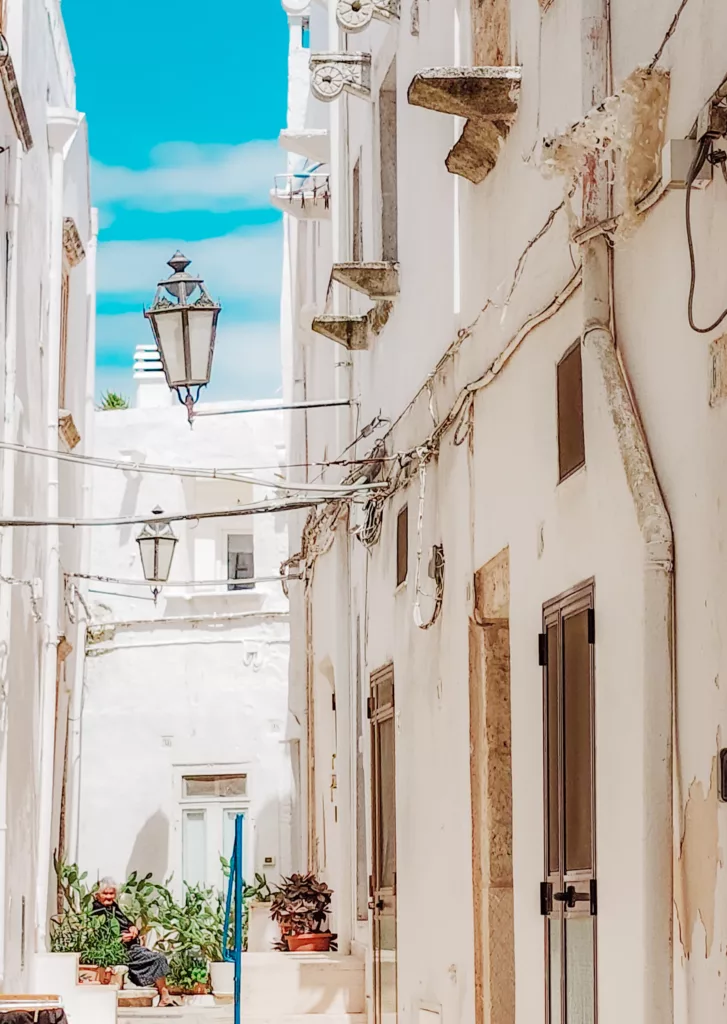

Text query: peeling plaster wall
(282, 0), (727, 1022)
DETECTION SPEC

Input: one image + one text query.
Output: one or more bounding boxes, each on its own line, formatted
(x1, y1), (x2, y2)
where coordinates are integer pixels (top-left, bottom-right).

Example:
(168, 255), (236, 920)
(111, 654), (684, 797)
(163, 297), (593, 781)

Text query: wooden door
(541, 582), (597, 1024)
(370, 664), (397, 1024)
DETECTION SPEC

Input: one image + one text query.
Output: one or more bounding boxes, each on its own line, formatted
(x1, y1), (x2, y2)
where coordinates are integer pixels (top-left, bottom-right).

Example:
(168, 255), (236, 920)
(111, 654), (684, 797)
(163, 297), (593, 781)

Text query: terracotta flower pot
(287, 933), (332, 952)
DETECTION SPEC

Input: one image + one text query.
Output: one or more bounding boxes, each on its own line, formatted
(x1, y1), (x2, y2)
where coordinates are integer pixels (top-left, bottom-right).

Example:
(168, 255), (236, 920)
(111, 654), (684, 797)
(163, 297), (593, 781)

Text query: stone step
(119, 1014), (366, 1024)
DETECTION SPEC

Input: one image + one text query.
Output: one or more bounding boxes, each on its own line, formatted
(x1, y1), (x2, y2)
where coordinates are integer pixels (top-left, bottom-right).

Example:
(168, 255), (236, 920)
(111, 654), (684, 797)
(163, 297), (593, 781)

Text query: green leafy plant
(51, 910), (128, 969)
(54, 853), (95, 914)
(118, 871), (173, 943)
(155, 883), (220, 986)
(168, 951), (209, 992)
(98, 390), (131, 410)
(269, 873), (332, 938)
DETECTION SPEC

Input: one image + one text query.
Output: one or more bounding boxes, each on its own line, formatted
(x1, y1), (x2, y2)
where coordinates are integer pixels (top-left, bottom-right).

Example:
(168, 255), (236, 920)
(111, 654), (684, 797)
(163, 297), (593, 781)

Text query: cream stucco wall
(279, 1), (727, 1023)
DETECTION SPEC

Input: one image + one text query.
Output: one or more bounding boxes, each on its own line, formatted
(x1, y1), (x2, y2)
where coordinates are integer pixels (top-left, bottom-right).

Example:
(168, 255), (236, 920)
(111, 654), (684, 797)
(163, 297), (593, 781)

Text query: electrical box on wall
(662, 139), (712, 189)
(263, 856), (276, 868)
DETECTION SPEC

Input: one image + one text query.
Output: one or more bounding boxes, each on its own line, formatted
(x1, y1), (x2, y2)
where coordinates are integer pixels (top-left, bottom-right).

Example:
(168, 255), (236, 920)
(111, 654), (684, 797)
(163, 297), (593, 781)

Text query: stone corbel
(408, 66), (522, 184)
(0, 34), (32, 151)
(58, 410), (81, 450)
(63, 218), (86, 267)
(336, 0), (400, 33)
(310, 52), (372, 102)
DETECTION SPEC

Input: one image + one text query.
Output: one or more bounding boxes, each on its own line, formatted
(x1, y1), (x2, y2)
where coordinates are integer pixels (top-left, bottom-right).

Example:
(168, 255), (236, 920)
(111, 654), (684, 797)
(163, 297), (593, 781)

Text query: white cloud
(92, 140), (281, 212)
(97, 222), (283, 298)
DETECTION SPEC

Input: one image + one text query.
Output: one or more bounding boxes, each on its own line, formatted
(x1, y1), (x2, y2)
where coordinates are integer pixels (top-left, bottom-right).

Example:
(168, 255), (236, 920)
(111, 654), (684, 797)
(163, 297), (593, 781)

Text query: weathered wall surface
(0, 0), (94, 990)
(281, 0), (727, 1023)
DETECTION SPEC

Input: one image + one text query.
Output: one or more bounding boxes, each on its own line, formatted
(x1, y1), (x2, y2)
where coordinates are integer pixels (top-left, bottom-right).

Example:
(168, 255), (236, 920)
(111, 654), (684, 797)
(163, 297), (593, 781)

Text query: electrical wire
(0, 439), (387, 495)
(67, 571), (301, 588)
(0, 495), (330, 528)
(686, 135), (727, 333)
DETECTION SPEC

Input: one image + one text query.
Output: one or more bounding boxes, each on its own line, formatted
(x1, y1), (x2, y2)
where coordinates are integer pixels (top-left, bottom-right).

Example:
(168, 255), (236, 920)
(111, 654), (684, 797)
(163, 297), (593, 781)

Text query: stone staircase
(33, 951), (366, 1024)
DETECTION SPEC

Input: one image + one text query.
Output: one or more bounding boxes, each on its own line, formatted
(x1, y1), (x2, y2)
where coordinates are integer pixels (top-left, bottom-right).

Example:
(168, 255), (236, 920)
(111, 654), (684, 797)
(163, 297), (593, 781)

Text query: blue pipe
(222, 814), (244, 1024)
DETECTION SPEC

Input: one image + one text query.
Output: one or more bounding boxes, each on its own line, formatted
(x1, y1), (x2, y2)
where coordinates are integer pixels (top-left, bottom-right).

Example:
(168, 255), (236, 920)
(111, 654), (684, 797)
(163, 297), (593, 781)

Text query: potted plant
(156, 883), (220, 995)
(270, 873), (334, 952)
(243, 873), (277, 953)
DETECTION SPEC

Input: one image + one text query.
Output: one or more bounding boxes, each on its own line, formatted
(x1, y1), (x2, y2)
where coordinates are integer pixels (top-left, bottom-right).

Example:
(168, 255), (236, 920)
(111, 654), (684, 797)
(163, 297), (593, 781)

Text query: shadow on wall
(126, 809), (170, 882)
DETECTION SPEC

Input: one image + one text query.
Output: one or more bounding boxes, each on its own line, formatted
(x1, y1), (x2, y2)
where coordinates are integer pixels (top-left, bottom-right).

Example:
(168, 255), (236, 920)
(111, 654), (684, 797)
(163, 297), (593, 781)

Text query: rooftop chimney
(134, 344), (173, 409)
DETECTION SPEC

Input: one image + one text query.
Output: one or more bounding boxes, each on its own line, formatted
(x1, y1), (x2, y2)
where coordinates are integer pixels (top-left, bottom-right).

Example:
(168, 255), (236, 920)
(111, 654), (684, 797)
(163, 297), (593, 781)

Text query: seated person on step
(93, 877), (174, 1006)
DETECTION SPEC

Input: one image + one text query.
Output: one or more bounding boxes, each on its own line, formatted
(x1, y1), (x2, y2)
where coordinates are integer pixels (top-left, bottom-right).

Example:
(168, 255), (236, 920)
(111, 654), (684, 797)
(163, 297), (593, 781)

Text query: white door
(179, 772), (249, 892)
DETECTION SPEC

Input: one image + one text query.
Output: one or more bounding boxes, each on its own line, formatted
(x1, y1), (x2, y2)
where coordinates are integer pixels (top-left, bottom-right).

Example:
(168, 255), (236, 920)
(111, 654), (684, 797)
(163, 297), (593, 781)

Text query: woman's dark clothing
(92, 900), (169, 987)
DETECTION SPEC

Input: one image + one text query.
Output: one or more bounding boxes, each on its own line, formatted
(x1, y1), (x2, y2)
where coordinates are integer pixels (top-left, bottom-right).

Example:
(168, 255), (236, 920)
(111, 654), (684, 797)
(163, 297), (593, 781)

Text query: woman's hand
(121, 926), (139, 942)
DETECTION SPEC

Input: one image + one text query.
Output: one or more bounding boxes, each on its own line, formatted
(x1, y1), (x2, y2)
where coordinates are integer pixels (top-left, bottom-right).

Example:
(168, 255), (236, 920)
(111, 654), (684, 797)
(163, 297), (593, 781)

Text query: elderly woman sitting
(92, 878), (174, 1006)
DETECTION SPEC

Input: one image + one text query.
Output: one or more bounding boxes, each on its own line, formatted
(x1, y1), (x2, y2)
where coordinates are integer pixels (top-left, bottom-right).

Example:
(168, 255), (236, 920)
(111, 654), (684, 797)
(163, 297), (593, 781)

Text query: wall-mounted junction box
(662, 139), (712, 190)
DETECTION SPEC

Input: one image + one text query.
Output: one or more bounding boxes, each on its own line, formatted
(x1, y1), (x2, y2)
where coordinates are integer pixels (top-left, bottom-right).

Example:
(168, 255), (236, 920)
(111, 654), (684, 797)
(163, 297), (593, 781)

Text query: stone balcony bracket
(310, 52), (372, 102)
(336, 0), (400, 33)
(58, 411), (81, 451)
(331, 262), (399, 301)
(312, 300), (393, 350)
(0, 34), (32, 151)
(312, 315), (370, 350)
(407, 66), (522, 184)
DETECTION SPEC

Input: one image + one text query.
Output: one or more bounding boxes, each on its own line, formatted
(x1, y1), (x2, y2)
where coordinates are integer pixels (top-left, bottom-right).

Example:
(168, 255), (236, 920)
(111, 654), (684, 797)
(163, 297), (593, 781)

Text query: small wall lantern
(136, 507), (178, 601)
(144, 251), (221, 423)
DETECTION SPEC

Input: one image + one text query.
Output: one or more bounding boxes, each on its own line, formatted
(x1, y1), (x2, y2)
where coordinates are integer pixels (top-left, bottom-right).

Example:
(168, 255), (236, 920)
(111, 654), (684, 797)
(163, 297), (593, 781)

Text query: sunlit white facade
(280, 2), (727, 1024)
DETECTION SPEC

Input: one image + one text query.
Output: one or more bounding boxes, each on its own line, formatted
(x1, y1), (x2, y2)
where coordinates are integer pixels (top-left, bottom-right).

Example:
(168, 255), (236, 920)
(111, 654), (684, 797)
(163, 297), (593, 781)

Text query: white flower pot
(248, 900), (279, 952)
(209, 961), (234, 996)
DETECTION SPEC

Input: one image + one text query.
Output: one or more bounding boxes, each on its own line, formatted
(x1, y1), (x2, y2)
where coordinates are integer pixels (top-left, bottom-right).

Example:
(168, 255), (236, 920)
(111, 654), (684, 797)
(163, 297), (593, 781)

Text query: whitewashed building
(279, 1), (727, 1024)
(0, 0), (96, 993)
(76, 348), (293, 898)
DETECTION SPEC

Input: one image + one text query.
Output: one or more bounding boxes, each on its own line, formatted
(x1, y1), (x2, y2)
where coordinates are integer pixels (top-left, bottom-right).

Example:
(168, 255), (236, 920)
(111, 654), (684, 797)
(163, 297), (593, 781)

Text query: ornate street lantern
(144, 252), (221, 422)
(136, 507), (178, 601)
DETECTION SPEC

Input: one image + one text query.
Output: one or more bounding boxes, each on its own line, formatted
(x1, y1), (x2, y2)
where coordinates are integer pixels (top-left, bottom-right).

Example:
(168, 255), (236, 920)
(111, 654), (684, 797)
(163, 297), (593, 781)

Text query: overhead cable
(0, 495), (331, 528)
(0, 439), (386, 495)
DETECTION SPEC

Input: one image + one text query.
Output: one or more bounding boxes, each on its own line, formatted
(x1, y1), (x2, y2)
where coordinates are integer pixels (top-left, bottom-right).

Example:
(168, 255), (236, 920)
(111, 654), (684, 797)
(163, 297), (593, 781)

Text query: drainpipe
(36, 108), (82, 953)
(66, 207), (97, 864)
(579, 3), (674, 1023)
(0, 141), (23, 984)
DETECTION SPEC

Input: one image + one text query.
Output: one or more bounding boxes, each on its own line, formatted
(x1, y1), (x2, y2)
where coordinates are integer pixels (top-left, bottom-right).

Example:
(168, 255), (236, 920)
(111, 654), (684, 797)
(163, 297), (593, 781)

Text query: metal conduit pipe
(579, 1), (674, 1020)
(66, 207), (98, 865)
(36, 109), (83, 953)
(0, 142), (23, 984)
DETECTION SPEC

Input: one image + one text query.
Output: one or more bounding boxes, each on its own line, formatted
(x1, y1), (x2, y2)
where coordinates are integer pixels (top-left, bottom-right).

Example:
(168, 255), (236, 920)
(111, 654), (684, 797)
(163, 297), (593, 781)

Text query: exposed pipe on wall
(66, 206), (97, 865)
(35, 108), (83, 953)
(579, 2), (675, 1022)
(0, 141), (23, 985)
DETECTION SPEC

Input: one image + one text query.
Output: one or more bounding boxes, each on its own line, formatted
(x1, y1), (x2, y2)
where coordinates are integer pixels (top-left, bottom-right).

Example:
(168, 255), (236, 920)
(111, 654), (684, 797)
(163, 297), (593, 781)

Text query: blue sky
(63, 0), (288, 403)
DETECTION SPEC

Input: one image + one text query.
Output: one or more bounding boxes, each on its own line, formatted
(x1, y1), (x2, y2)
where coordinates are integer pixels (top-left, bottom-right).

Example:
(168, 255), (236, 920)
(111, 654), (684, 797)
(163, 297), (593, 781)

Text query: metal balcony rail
(273, 172), (330, 209)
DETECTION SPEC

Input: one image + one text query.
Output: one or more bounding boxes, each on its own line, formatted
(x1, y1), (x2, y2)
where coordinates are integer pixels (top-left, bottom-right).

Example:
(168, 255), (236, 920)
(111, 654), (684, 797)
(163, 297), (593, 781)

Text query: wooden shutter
(396, 505), (408, 587)
(557, 341), (585, 481)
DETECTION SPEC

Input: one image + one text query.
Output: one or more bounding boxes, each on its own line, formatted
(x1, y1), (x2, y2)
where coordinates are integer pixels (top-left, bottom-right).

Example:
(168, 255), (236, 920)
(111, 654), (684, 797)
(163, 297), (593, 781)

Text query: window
(352, 157), (363, 263)
(59, 267), (70, 409)
(179, 769), (248, 890)
(379, 59), (398, 262)
(301, 16), (310, 48)
(557, 342), (585, 482)
(396, 505), (408, 587)
(183, 774), (247, 798)
(227, 534), (254, 590)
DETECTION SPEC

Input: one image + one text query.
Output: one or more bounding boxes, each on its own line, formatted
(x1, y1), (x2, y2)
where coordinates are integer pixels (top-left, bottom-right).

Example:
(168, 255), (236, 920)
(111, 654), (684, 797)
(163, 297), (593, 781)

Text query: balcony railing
(272, 173), (331, 210)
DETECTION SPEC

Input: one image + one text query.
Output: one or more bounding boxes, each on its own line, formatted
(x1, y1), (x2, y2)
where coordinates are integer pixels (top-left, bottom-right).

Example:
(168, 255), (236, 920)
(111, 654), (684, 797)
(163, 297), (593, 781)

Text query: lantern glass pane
(137, 537), (157, 582)
(154, 309), (186, 386)
(187, 309), (215, 383)
(155, 535), (178, 582)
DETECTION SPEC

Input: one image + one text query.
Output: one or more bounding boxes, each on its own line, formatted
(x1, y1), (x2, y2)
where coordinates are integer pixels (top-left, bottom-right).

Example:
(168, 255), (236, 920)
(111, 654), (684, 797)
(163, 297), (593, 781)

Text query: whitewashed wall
(77, 374), (292, 897)
(0, 0), (95, 991)
(281, 1), (727, 1023)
